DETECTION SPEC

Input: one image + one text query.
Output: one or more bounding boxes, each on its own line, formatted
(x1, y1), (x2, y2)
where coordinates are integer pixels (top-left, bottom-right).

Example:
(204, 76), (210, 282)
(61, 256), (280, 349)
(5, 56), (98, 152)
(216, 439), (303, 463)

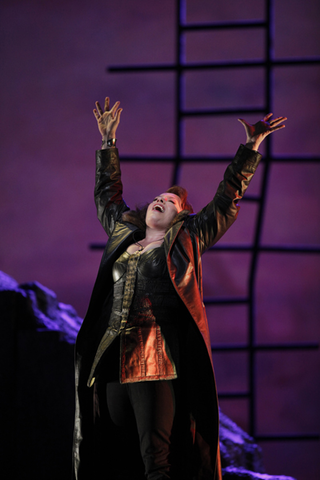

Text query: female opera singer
(72, 96), (286, 480)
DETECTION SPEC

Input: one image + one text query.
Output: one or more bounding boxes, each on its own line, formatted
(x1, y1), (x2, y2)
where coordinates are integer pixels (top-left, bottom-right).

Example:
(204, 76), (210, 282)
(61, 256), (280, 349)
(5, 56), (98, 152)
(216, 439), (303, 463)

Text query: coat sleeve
(94, 148), (130, 237)
(186, 144), (262, 254)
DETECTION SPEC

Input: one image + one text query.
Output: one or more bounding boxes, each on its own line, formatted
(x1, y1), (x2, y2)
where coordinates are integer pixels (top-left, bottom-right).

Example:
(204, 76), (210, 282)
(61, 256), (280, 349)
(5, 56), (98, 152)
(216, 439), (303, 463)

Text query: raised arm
(93, 98), (129, 236)
(188, 113), (287, 252)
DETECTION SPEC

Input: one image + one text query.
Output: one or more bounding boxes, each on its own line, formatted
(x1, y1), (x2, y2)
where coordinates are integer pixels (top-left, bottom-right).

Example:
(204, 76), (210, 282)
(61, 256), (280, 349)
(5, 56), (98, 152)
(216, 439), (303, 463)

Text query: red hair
(166, 185), (193, 213)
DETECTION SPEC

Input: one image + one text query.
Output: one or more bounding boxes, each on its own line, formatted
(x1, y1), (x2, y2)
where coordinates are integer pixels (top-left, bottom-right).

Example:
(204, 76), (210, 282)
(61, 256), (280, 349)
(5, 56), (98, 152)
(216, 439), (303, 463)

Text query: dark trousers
(93, 377), (193, 480)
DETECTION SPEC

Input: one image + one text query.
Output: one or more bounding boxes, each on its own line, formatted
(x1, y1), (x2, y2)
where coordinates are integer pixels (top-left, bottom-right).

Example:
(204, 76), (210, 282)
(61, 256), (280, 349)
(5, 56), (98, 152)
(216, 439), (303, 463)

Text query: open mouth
(153, 204), (164, 213)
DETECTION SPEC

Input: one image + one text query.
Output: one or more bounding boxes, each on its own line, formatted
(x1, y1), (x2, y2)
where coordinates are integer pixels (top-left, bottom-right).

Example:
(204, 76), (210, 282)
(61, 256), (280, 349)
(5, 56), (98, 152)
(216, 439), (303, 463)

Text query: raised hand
(93, 97), (122, 140)
(238, 113), (287, 151)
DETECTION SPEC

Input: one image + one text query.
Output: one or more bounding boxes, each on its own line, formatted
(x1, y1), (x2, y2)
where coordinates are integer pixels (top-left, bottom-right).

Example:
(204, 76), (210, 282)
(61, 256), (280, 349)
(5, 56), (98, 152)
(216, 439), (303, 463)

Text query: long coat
(72, 144), (261, 480)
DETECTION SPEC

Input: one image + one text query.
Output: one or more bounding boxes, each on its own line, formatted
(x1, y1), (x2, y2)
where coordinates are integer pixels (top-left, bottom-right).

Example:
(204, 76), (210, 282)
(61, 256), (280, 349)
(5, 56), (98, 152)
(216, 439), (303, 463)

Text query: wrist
(245, 141), (260, 152)
(101, 137), (117, 149)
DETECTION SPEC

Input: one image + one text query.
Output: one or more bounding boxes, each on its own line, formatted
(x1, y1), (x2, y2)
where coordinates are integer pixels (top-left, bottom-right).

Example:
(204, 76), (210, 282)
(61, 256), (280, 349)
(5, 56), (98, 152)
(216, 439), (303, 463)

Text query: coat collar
(163, 220), (184, 257)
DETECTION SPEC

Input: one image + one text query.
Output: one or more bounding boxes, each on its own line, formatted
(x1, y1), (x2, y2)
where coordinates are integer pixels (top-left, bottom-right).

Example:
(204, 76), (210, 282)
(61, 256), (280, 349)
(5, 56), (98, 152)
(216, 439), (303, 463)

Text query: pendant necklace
(135, 241), (144, 252)
(135, 238), (164, 252)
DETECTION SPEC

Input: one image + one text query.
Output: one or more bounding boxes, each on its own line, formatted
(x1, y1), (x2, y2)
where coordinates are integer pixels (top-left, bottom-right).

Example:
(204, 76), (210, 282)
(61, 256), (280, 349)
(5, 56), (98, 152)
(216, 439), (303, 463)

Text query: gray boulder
(0, 270), (82, 342)
(219, 412), (295, 479)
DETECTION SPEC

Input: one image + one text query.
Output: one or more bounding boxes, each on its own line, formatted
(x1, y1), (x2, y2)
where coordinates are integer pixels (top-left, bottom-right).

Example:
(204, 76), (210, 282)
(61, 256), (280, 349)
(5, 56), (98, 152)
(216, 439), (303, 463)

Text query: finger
(115, 108), (123, 122)
(270, 124), (286, 132)
(270, 116), (287, 126)
(264, 113), (273, 122)
(238, 118), (249, 127)
(111, 109), (123, 130)
(110, 101), (120, 118)
(93, 109), (100, 119)
(104, 97), (110, 111)
(95, 102), (103, 114)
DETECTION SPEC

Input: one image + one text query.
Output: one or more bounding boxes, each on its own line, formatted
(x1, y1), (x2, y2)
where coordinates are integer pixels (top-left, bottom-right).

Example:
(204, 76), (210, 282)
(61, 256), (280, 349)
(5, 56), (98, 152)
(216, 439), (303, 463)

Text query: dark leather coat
(72, 145), (261, 480)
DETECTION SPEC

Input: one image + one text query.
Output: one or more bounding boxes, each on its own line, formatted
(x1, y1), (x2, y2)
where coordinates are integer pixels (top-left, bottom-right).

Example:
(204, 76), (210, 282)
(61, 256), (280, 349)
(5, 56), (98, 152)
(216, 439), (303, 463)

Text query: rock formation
(0, 271), (295, 480)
